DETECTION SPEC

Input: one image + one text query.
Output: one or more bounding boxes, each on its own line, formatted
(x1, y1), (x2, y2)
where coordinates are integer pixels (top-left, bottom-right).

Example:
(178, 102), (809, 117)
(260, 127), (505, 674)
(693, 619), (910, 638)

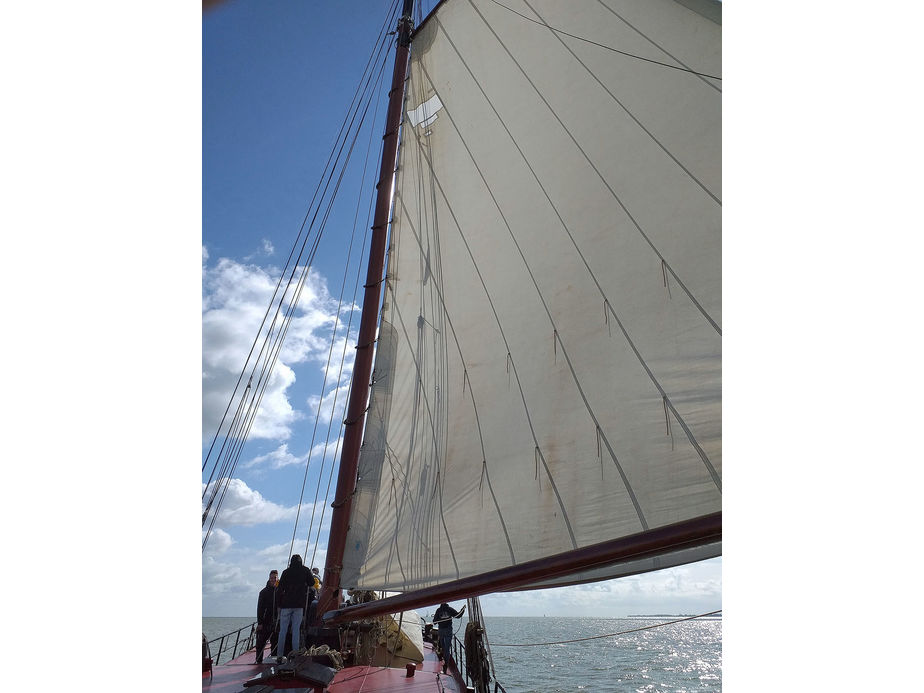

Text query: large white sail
(343, 0), (721, 592)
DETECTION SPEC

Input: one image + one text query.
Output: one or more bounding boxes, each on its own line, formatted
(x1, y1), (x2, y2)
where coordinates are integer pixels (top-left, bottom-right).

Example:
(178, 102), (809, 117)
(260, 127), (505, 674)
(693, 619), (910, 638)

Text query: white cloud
(203, 527), (234, 555)
(307, 382), (351, 426)
(243, 437), (344, 473)
(202, 477), (299, 527)
(202, 530), (332, 616)
(202, 257), (343, 441)
(201, 478), (334, 539)
(479, 559), (722, 617)
(243, 442), (304, 470)
(256, 542), (328, 574)
(202, 554), (255, 611)
(242, 238), (276, 261)
(202, 555), (245, 596)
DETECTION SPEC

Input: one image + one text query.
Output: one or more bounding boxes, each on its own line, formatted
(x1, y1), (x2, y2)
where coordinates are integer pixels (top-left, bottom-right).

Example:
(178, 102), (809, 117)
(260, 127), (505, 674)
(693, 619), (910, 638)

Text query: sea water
(484, 617), (721, 692)
(202, 615), (721, 692)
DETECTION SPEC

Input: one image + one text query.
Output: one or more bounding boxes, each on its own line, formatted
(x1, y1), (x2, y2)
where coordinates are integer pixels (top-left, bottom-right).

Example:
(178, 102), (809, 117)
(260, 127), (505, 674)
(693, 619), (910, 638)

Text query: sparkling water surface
(202, 615), (721, 691)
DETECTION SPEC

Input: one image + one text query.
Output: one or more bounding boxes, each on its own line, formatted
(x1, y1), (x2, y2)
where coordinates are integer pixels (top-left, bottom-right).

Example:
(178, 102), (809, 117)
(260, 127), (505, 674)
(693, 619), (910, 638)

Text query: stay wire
(308, 12), (413, 568)
(205, 261), (326, 550)
(204, 360), (277, 549)
(203, 0), (398, 487)
(491, 610), (722, 647)
(265, 0), (398, 560)
(290, 46), (391, 562)
(203, 0), (401, 548)
(292, 0), (401, 563)
(203, 372), (263, 539)
(306, 72), (384, 568)
(202, 56), (367, 486)
(289, 77), (384, 555)
(202, 383), (251, 521)
(307, 53), (392, 567)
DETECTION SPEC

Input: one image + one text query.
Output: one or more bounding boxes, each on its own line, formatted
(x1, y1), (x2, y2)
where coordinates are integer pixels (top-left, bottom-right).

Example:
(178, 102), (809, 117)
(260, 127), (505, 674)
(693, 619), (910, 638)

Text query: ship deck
(203, 640), (467, 692)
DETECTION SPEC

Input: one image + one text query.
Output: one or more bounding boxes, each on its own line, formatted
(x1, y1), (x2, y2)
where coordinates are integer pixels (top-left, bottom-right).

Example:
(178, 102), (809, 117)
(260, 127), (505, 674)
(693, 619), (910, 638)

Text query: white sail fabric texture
(343, 0), (721, 592)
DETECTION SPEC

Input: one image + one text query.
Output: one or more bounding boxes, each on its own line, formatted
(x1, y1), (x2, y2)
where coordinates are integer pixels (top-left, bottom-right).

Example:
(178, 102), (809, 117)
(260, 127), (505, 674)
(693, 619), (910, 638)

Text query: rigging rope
(304, 48), (386, 569)
(289, 41), (392, 562)
(491, 609), (722, 647)
(203, 0), (402, 552)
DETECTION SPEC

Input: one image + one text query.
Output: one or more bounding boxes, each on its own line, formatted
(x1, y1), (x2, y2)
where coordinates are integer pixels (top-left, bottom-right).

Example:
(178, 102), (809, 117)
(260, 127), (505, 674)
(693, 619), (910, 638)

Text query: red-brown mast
(316, 0), (415, 620)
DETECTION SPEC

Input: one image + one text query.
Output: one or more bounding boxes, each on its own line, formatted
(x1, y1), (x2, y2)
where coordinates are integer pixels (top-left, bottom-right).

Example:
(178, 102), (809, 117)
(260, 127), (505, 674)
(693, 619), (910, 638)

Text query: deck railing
(448, 632), (507, 693)
(208, 619), (505, 692)
(206, 622), (258, 665)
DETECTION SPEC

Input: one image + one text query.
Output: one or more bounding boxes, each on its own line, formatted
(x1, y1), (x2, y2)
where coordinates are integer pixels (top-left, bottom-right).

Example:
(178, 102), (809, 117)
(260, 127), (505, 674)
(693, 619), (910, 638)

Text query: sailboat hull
(203, 640), (467, 693)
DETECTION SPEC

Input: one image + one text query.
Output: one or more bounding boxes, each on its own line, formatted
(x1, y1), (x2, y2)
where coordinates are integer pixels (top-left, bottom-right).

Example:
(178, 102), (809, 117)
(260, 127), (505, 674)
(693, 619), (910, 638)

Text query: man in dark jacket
(276, 554), (312, 660)
(433, 602), (466, 673)
(254, 570), (278, 664)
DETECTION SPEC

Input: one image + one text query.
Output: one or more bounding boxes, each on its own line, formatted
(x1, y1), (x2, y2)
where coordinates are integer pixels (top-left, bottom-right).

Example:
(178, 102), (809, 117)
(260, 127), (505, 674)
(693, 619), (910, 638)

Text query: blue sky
(201, 0), (721, 619)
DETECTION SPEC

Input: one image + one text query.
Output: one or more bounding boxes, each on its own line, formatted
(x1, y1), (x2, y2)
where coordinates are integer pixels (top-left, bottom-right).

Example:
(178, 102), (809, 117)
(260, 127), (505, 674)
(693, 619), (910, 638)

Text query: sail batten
(343, 0), (721, 593)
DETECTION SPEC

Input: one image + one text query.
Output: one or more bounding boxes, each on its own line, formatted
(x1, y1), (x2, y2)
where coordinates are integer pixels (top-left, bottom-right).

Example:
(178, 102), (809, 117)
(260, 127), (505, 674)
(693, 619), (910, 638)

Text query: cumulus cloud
(243, 443), (305, 470)
(479, 558), (722, 617)
(202, 555), (246, 597)
(243, 238), (275, 261)
(202, 553), (257, 612)
(202, 538), (331, 615)
(307, 382), (351, 427)
(201, 477), (335, 534)
(202, 477), (300, 527)
(201, 500), (334, 616)
(256, 542), (328, 574)
(203, 527), (234, 555)
(202, 257), (346, 441)
(244, 437), (344, 472)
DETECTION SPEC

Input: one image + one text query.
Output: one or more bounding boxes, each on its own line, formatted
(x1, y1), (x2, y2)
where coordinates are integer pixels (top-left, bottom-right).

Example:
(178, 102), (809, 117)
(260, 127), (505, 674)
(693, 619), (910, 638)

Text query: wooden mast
(316, 0), (415, 621)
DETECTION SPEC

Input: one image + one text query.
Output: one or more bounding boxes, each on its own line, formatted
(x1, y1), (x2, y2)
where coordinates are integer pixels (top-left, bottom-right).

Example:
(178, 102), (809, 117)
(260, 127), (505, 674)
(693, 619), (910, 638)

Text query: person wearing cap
(308, 567), (320, 603)
(433, 602), (466, 673)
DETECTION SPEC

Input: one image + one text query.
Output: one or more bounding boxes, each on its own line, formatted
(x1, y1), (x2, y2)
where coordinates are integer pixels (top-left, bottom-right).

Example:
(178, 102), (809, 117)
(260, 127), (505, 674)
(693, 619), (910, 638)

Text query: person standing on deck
(305, 568), (321, 629)
(253, 570), (278, 664)
(276, 554), (312, 660)
(308, 567), (320, 604)
(433, 602), (466, 673)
